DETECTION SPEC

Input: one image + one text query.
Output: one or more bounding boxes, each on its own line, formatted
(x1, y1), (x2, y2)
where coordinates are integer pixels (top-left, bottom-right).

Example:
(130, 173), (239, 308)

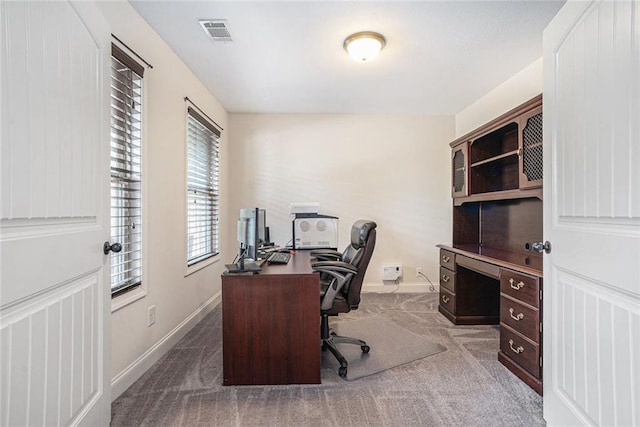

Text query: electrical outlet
(416, 267), (423, 277)
(147, 305), (156, 327)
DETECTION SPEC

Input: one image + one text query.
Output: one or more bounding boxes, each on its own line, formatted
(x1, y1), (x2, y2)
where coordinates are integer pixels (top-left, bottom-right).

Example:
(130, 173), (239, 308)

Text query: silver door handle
(532, 241), (551, 254)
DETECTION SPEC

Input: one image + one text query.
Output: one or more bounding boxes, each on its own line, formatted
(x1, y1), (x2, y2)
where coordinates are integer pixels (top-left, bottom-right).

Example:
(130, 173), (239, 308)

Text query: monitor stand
(225, 256), (261, 273)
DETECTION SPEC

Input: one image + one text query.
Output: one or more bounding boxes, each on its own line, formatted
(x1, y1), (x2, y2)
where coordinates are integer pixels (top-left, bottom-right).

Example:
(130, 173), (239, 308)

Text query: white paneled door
(543, 0), (640, 425)
(0, 1), (111, 426)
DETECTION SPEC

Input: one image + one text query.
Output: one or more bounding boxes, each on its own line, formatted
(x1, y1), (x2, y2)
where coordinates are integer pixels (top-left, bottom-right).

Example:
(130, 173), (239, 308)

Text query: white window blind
(110, 44), (143, 295)
(186, 106), (220, 265)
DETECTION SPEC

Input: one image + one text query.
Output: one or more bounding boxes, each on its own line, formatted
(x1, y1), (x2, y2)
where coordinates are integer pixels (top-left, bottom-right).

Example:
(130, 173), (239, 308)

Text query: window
(109, 44), (144, 295)
(186, 106), (221, 266)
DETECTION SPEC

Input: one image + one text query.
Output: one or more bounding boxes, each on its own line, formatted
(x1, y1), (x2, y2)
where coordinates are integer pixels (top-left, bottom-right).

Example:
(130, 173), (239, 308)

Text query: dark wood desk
(437, 244), (543, 394)
(221, 251), (321, 385)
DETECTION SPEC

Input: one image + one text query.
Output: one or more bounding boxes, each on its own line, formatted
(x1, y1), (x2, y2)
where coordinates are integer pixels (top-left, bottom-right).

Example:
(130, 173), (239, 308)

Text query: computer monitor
(257, 208), (269, 246)
(237, 207), (259, 261)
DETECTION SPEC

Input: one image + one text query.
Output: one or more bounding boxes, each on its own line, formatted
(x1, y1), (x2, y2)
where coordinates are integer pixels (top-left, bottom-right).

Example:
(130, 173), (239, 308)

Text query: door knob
(104, 241), (123, 255)
(532, 241), (551, 254)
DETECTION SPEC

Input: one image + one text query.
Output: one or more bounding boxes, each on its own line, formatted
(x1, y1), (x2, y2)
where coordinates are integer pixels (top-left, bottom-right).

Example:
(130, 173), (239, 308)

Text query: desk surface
(437, 244), (542, 277)
(258, 250), (316, 276)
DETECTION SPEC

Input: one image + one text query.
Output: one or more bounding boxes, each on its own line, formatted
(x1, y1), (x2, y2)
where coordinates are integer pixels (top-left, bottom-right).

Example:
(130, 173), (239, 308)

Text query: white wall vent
(199, 20), (233, 42)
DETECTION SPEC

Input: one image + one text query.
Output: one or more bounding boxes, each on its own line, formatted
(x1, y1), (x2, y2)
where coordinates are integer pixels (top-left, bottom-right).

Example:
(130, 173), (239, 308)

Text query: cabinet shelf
(470, 150), (519, 168)
(470, 154), (519, 194)
(469, 123), (518, 164)
(453, 188), (542, 206)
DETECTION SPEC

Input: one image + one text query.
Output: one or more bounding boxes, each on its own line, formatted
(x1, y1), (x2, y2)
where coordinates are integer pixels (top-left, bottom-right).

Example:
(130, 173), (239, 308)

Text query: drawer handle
(442, 275), (450, 283)
(509, 308), (524, 321)
(509, 278), (524, 290)
(442, 255), (451, 263)
(441, 295), (450, 304)
(509, 339), (524, 354)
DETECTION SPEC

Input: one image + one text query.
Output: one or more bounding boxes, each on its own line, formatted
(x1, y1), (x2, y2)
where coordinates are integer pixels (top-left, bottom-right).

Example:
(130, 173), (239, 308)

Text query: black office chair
(311, 220), (377, 377)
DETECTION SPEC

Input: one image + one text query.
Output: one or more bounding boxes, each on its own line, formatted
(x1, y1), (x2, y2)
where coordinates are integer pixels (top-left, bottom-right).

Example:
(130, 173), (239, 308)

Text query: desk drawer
(500, 296), (539, 342)
(440, 267), (456, 293)
(439, 288), (456, 314)
(440, 249), (455, 271)
(500, 325), (540, 378)
(500, 269), (540, 308)
(457, 255), (500, 278)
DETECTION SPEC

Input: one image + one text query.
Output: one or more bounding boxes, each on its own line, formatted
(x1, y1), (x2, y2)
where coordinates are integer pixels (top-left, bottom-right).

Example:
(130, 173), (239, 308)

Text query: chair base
(321, 314), (370, 377)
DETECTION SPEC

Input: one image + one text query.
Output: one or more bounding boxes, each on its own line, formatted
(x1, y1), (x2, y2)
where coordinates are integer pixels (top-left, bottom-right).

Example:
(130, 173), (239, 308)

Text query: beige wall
(455, 58), (543, 137)
(228, 114), (454, 289)
(96, 1), (230, 396)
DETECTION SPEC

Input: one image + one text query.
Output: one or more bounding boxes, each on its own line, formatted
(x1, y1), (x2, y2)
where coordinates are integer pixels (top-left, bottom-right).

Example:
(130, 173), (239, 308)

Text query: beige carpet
(111, 293), (544, 426)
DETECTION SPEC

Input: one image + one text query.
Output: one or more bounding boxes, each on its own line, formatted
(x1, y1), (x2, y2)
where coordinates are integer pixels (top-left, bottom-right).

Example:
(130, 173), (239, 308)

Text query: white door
(543, 0), (640, 425)
(0, 1), (111, 426)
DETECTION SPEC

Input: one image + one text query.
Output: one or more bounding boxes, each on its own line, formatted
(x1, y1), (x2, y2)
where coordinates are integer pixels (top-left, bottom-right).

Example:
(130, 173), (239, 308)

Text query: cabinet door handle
(442, 275), (450, 283)
(509, 278), (524, 290)
(509, 308), (524, 321)
(441, 295), (450, 304)
(509, 339), (524, 354)
(442, 255), (451, 263)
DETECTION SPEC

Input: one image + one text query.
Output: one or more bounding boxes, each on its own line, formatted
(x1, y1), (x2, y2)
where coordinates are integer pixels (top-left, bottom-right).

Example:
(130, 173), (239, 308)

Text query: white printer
(289, 202), (338, 250)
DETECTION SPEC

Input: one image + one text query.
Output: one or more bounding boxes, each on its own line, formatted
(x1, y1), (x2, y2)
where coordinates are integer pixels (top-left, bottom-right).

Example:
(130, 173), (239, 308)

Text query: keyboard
(267, 252), (292, 264)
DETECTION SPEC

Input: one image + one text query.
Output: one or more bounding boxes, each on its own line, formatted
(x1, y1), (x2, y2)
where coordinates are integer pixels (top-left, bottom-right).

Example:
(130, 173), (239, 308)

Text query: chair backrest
(342, 220), (377, 309)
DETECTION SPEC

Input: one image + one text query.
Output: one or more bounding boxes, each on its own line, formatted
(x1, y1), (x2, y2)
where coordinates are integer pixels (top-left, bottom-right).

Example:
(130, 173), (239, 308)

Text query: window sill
(185, 254), (220, 277)
(111, 285), (147, 313)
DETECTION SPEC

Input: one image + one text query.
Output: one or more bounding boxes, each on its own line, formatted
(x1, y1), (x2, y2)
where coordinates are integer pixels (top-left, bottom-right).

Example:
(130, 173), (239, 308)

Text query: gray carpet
(323, 316), (446, 380)
(111, 293), (545, 426)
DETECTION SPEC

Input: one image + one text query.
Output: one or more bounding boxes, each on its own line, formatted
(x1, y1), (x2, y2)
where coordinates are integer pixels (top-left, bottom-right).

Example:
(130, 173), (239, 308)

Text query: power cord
(379, 282), (400, 293)
(232, 247), (248, 264)
(417, 271), (437, 292)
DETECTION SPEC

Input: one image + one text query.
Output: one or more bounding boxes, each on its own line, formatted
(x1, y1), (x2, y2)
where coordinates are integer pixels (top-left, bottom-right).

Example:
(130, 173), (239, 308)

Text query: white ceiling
(129, 0), (565, 115)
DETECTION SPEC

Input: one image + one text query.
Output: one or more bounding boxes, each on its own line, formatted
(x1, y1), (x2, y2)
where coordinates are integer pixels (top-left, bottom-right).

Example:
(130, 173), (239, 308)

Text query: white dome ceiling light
(343, 31), (386, 62)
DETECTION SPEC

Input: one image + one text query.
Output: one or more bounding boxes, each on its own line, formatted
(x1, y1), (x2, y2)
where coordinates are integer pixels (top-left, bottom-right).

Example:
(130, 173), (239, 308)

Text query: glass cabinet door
(452, 141), (468, 198)
(519, 106), (543, 189)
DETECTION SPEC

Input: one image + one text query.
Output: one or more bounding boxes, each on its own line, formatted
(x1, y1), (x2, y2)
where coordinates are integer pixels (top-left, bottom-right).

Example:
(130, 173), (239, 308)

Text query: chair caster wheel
(361, 345), (370, 353)
(338, 366), (347, 377)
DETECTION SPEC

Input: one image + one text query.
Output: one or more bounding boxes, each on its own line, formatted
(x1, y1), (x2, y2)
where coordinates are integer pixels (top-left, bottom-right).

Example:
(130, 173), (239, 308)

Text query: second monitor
(237, 207), (269, 261)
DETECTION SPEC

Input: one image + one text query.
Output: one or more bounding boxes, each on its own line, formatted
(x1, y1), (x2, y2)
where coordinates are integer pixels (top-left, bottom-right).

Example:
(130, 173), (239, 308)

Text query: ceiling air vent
(199, 20), (233, 42)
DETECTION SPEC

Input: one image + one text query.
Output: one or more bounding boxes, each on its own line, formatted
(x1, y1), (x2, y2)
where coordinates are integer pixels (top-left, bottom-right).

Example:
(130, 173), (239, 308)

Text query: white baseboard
(362, 281), (440, 293)
(110, 291), (221, 401)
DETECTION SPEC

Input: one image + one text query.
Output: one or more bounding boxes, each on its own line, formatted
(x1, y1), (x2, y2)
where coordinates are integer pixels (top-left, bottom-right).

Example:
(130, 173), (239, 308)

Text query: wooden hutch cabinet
(438, 94), (544, 394)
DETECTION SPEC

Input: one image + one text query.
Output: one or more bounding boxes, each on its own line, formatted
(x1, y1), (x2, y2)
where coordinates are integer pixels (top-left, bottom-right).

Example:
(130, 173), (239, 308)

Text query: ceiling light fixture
(343, 31), (386, 62)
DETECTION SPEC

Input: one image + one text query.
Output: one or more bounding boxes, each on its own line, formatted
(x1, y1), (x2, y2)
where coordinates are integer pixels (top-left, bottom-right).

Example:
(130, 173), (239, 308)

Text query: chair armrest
(312, 261), (358, 311)
(311, 260), (357, 275)
(310, 249), (342, 261)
